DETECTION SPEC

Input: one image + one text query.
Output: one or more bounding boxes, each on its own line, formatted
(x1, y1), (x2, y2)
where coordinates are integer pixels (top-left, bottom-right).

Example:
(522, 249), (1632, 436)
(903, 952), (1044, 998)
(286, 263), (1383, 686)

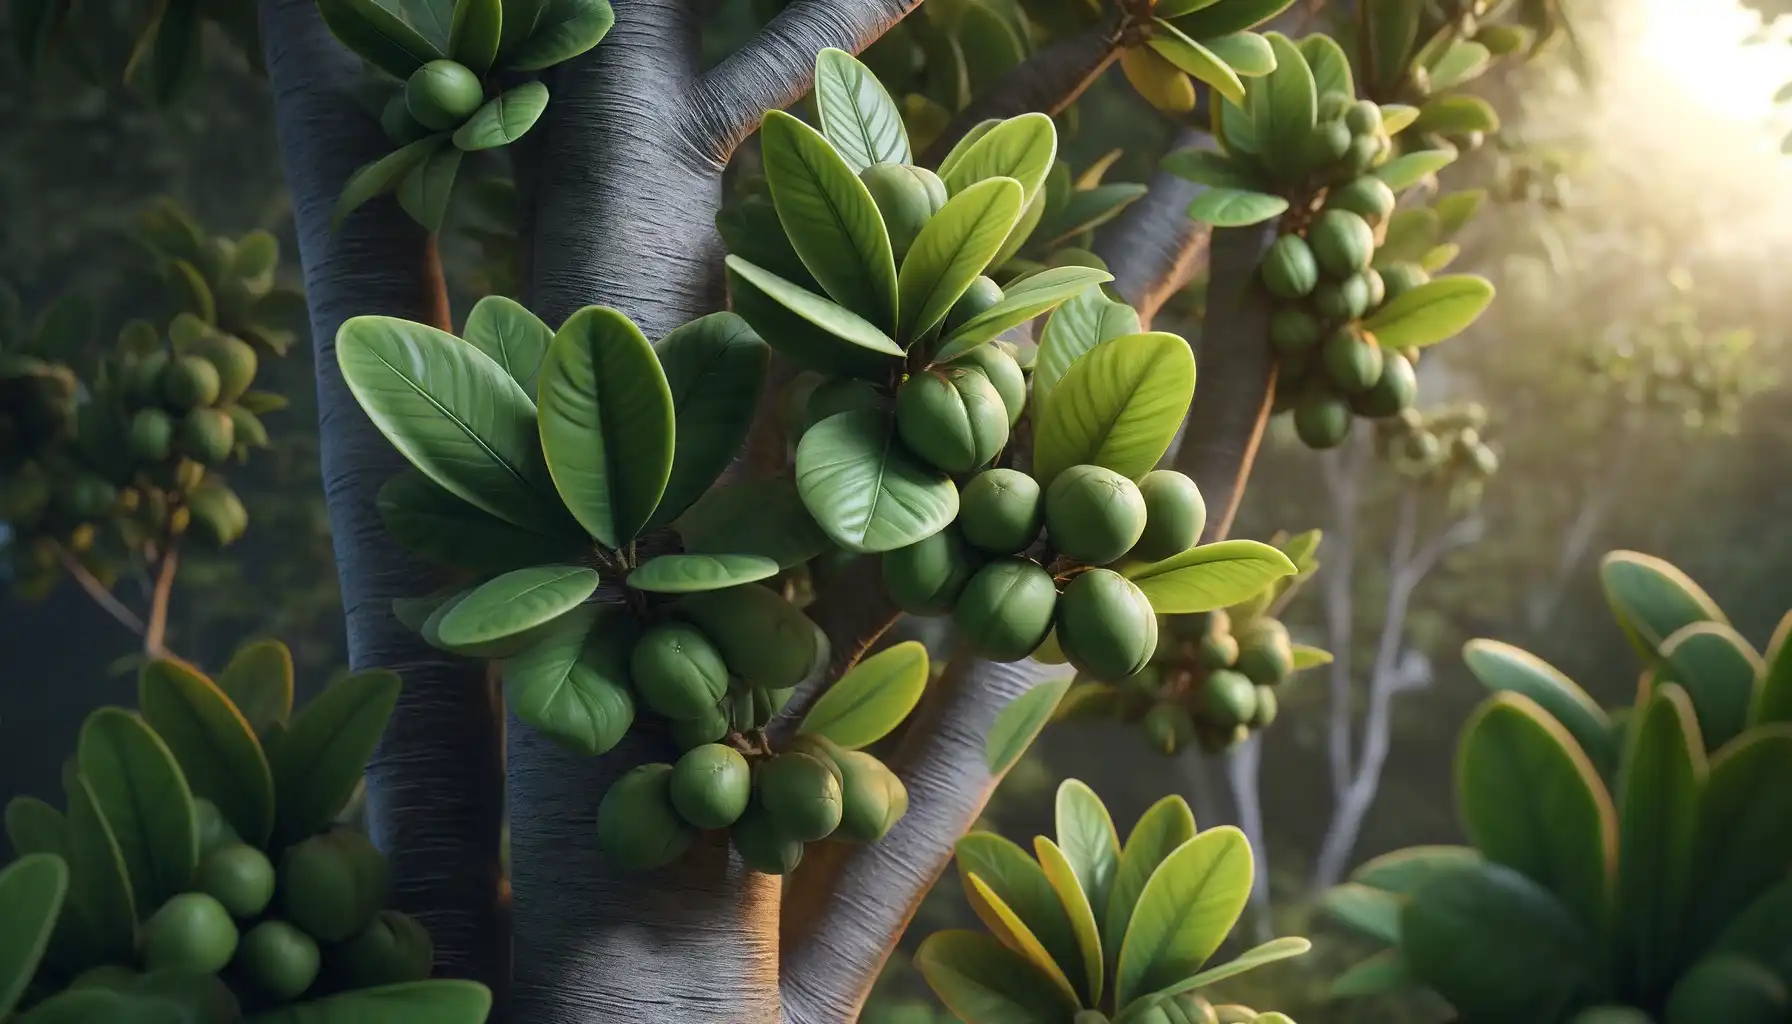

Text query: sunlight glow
(1633, 0), (1786, 121)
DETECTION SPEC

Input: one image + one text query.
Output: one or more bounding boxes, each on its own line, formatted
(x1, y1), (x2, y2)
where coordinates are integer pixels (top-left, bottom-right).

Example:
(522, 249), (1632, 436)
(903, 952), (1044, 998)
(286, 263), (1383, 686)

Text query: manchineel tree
(0, 0), (1563, 1019)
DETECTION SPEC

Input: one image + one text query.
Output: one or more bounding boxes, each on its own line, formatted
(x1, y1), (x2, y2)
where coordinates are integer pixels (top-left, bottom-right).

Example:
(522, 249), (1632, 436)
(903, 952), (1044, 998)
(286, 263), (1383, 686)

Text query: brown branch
(143, 543), (180, 658)
(52, 543), (146, 636)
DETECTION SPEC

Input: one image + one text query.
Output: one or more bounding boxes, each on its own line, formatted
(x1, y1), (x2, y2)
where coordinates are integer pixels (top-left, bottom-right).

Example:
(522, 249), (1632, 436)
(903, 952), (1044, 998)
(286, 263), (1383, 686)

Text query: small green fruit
(281, 831), (388, 942)
(730, 803), (804, 875)
(405, 59), (484, 131)
(1380, 262), (1430, 301)
(805, 377), (885, 430)
(1304, 120), (1353, 170)
(238, 919), (321, 1001)
(959, 468), (1044, 555)
(1250, 685), (1279, 729)
(895, 367), (1009, 474)
(670, 743), (752, 829)
(835, 749), (908, 842)
(758, 752), (844, 842)
(1326, 177), (1396, 226)
(1352, 352), (1417, 418)
(630, 622), (731, 720)
(70, 966), (138, 990)
(596, 763), (696, 871)
(859, 163), (946, 259)
(128, 351), (170, 405)
(1236, 618), (1293, 687)
(1295, 387), (1353, 450)
(1322, 327), (1385, 393)
(1318, 91), (1352, 121)
(1663, 954), (1788, 1024)
(1200, 631), (1240, 669)
(1308, 210), (1375, 278)
(1202, 669), (1258, 727)
(381, 92), (433, 144)
(197, 844), (275, 918)
(1343, 133), (1380, 176)
(330, 909), (433, 988)
(1057, 569), (1158, 683)
(1345, 100), (1383, 135)
(944, 276), (1004, 334)
(1142, 704), (1195, 755)
(196, 334), (258, 403)
(1361, 267), (1387, 309)
(953, 558), (1059, 662)
(194, 798), (241, 855)
(947, 342), (1026, 426)
(130, 408), (174, 463)
(1260, 235), (1319, 299)
(1045, 464), (1147, 565)
(1269, 307), (1322, 356)
(1130, 470), (1205, 562)
(163, 355), (221, 410)
(670, 702), (731, 750)
(1311, 273), (1373, 323)
(882, 527), (982, 615)
(180, 407), (236, 465)
(145, 892), (239, 974)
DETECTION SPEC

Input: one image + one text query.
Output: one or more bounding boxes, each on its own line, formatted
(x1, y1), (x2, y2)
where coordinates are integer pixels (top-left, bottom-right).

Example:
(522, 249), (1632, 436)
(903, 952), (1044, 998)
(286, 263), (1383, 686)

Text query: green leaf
(1350, 846), (1483, 894)
(726, 256), (903, 361)
(677, 575), (822, 691)
(1329, 948), (1417, 999)
(62, 774), (136, 964)
(955, 833), (1084, 983)
(1115, 826), (1254, 1010)
(814, 47), (910, 172)
(77, 708), (198, 911)
(1034, 836), (1106, 1005)
(1150, 936), (1312, 1000)
(935, 266), (1113, 360)
(1457, 693), (1615, 934)
(1599, 550), (1729, 658)
(1434, 189), (1487, 239)
(269, 669), (402, 846)
(334, 137), (445, 228)
(957, 0), (1026, 96)
(1752, 610), (1792, 726)
(1290, 644), (1331, 669)
(1153, 0), (1220, 19)
(435, 564), (599, 650)
(1687, 725), (1792, 950)
(936, 119), (1001, 181)
(460, 295), (551, 396)
(1613, 684), (1704, 1005)
(1412, 94), (1500, 136)
(916, 930), (1078, 1023)
(1318, 883), (1402, 943)
(987, 677), (1075, 775)
(1149, 21), (1244, 105)
(448, 0), (500, 72)
(897, 177), (1025, 342)
(1202, 31), (1275, 76)
(1375, 209), (1440, 266)
(1362, 0), (1420, 94)
(1104, 795), (1197, 961)
(0, 854), (66, 1018)
(1055, 779), (1120, 930)
(1658, 622), (1762, 750)
(1253, 34), (1315, 181)
(6, 797), (63, 858)
(146, 0), (202, 102)
(337, 315), (564, 534)
(1373, 148), (1459, 192)
(1361, 275), (1494, 349)
(453, 82), (549, 150)
(673, 477), (831, 570)
(794, 408), (958, 554)
(1712, 875), (1792, 978)
(502, 604), (637, 756)
(799, 640), (929, 749)
(1183, 188), (1287, 227)
(1400, 861), (1599, 1021)
(1124, 541), (1296, 615)
(941, 112), (1058, 206)
(397, 143), (462, 232)
(1424, 243), (1457, 275)
(1426, 39), (1492, 90)
(245, 980), (493, 1023)
(962, 874), (1085, 1006)
(1461, 639), (1614, 772)
(1159, 148), (1256, 189)
(628, 553), (779, 594)
(503, 0), (613, 70)
(717, 193), (821, 294)
(1297, 32), (1352, 97)
(316, 0), (444, 77)
(217, 639), (293, 736)
(1033, 331), (1194, 487)
(1034, 289), (1141, 409)
(1167, 0), (1295, 37)
(1379, 103), (1420, 135)
(1036, 183), (1149, 248)
(648, 311), (770, 530)
(378, 470), (577, 576)
(538, 306), (675, 548)
(139, 659), (275, 848)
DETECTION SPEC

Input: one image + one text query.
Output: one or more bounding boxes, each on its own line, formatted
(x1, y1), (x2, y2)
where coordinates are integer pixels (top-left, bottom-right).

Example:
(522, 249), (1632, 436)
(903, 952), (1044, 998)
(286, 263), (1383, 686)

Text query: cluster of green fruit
(1131, 609), (1295, 757)
(882, 465), (1208, 683)
(1372, 402), (1498, 500)
(1091, 991), (1295, 1024)
(1577, 298), (1762, 435)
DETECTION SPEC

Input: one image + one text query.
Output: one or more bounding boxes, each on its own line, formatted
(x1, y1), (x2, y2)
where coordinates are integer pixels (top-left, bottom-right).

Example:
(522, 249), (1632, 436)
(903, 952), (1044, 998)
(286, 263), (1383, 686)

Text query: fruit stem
(52, 541), (147, 636)
(143, 538), (181, 659)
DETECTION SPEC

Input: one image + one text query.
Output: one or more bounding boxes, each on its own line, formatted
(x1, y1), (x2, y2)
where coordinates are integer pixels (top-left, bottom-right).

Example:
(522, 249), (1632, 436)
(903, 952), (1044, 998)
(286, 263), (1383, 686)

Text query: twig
(52, 543), (146, 636)
(143, 542), (181, 659)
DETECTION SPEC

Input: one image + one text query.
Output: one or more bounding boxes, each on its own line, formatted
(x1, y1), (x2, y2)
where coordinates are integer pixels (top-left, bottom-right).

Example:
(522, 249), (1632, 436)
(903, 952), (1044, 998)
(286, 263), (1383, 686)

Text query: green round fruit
(1664, 954), (1788, 1024)
(804, 377), (885, 430)
(1318, 91), (1352, 121)
(130, 408), (174, 463)
(1260, 235), (1319, 300)
(1322, 327), (1384, 393)
(145, 892), (239, 973)
(238, 919), (321, 1001)
(180, 407), (236, 465)
(670, 702), (731, 750)
(630, 622), (731, 720)
(70, 965), (137, 990)
(1057, 569), (1158, 682)
(194, 798), (240, 854)
(280, 831), (387, 943)
(1380, 262), (1429, 301)
(330, 909), (433, 988)
(1567, 1007), (1655, 1024)
(163, 355), (221, 410)
(381, 92), (433, 144)
(1469, 443), (1499, 476)
(1130, 470), (1205, 562)
(199, 335), (258, 403)
(1352, 352), (1417, 418)
(1250, 686), (1279, 729)
(1295, 388), (1353, 450)
(1345, 100), (1383, 135)
(1202, 669), (1258, 727)
(882, 527), (982, 615)
(1343, 133), (1380, 176)
(730, 804), (804, 875)
(405, 59), (484, 131)
(197, 844), (275, 919)
(787, 734), (848, 789)
(596, 763), (696, 871)
(1045, 464), (1147, 565)
(1308, 210), (1375, 278)
(1403, 429), (1441, 463)
(1304, 120), (1353, 170)
(1311, 273), (1372, 323)
(129, 351), (170, 405)
(758, 752), (844, 842)
(1269, 307), (1322, 356)
(944, 276), (1004, 335)
(1200, 631), (1240, 669)
(1236, 619), (1293, 686)
(835, 749), (909, 842)
(60, 474), (117, 519)
(1122, 664), (1164, 693)
(953, 558), (1058, 662)
(1326, 176), (1397, 226)
(959, 468), (1043, 555)
(1361, 267), (1387, 309)
(1142, 704), (1196, 755)
(947, 342), (1026, 426)
(895, 367), (1009, 474)
(669, 743), (752, 829)
(860, 163), (945, 259)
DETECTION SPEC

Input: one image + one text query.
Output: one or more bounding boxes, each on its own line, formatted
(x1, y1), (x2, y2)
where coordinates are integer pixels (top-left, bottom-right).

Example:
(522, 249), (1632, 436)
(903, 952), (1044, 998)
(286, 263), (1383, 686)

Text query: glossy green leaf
(269, 669), (402, 846)
(1375, 210), (1441, 268)
(1124, 541), (1296, 615)
(628, 553), (779, 593)
(955, 833), (1083, 980)
(1412, 94), (1500, 136)
(1687, 725), (1792, 950)
(1614, 684), (1704, 1004)
(334, 137), (445, 228)
(1159, 148), (1256, 189)
(5, 797), (63, 858)
(1036, 183), (1150, 247)
(897, 177), (1024, 342)
(963, 873), (1084, 1006)
(1363, 0), (1420, 95)
(916, 930), (1078, 1023)
(1152, 936), (1311, 1000)
(337, 315), (563, 534)
(538, 306), (675, 548)
(726, 256), (903, 360)
(245, 979), (493, 1023)
(1183, 188), (1287, 227)
(1712, 874), (1792, 979)
(1599, 550), (1729, 658)
(1297, 32), (1352, 97)
(217, 639), (294, 736)
(1035, 836), (1105, 1005)
(799, 640), (929, 749)
(453, 82), (548, 150)
(814, 47), (910, 172)
(1461, 639), (1613, 771)
(1149, 20), (1243, 105)
(436, 564), (599, 648)
(1289, 645), (1331, 669)
(145, 0), (202, 103)
(1457, 693), (1615, 933)
(63, 773), (136, 964)
(958, 0), (1025, 96)
(1115, 826), (1254, 1009)
(448, 0), (500, 72)
(379, 468), (579, 575)
(1168, 0), (1295, 36)
(78, 708), (198, 910)
(1318, 883), (1402, 943)
(941, 113), (1057, 205)
(397, 142), (462, 232)
(1253, 34), (1315, 181)
(316, 0), (444, 77)
(1329, 948), (1417, 999)
(987, 677), (1075, 775)
(1055, 779), (1120, 929)
(717, 193), (820, 293)
(1104, 795), (1197, 961)
(1427, 39), (1492, 90)
(139, 659), (274, 847)
(1361, 275), (1494, 349)
(1350, 845), (1481, 894)
(794, 408), (958, 554)
(0, 853), (66, 1018)
(936, 266), (1113, 360)
(1034, 289), (1141, 409)
(1373, 148), (1459, 192)
(1153, 0), (1220, 19)
(502, 604), (636, 756)
(1752, 610), (1792, 726)
(503, 0), (614, 70)
(673, 477), (831, 569)
(1202, 31), (1276, 76)
(1379, 104), (1420, 135)
(935, 119), (1001, 181)
(1658, 622), (1762, 750)
(1033, 331), (1194, 487)
(648, 311), (770, 530)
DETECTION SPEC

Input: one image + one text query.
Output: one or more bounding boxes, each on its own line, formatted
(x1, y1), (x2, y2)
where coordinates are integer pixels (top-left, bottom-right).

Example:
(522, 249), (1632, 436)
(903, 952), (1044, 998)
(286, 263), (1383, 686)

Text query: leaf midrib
(362, 342), (539, 497)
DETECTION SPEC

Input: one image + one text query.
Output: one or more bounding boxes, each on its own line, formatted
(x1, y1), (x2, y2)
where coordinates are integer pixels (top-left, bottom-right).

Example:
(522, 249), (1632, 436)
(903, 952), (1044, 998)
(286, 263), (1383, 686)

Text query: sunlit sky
(1634, 0), (1788, 121)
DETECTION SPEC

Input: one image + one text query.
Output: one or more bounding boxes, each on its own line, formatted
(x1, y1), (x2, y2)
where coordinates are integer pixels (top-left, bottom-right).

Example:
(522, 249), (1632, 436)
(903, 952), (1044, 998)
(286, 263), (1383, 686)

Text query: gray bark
(1093, 130), (1212, 328)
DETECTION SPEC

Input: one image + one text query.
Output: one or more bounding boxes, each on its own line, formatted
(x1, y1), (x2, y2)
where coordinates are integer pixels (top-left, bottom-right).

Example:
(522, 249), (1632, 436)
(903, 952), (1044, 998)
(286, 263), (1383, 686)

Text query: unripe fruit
(1361, 267), (1387, 309)
(1345, 100), (1383, 135)
(1236, 618), (1294, 687)
(669, 743), (752, 829)
(238, 920), (321, 1001)
(786, 733), (848, 789)
(882, 527), (981, 614)
(1309, 210), (1376, 278)
(944, 276), (1004, 335)
(730, 804), (804, 875)
(1343, 134), (1380, 176)
(281, 831), (388, 942)
(1311, 274), (1372, 322)
(1143, 704), (1195, 755)
(959, 468), (1043, 555)
(895, 367), (1008, 474)
(758, 752), (844, 842)
(1304, 120), (1353, 170)
(130, 408), (174, 463)
(1045, 464), (1147, 565)
(1318, 91), (1352, 121)
(145, 892), (239, 973)
(835, 749), (909, 842)
(71, 966), (138, 990)
(859, 163), (946, 259)
(1380, 263), (1431, 302)
(1269, 307), (1322, 356)
(1130, 470), (1205, 562)
(804, 377), (885, 430)
(1056, 569), (1158, 682)
(953, 558), (1058, 662)
(180, 407), (236, 465)
(129, 351), (170, 405)
(163, 355), (221, 410)
(596, 763), (696, 871)
(198, 335), (258, 403)
(381, 92), (433, 145)
(1403, 429), (1441, 463)
(330, 909), (433, 988)
(1251, 685), (1279, 729)
(947, 342), (1026, 426)
(1469, 444), (1499, 477)
(1352, 352), (1418, 418)
(1322, 327), (1384, 393)
(197, 843), (275, 918)
(1202, 668), (1258, 727)
(1663, 954), (1788, 1024)
(1260, 235), (1319, 299)
(1200, 631), (1240, 669)
(1325, 177), (1396, 227)
(631, 622), (730, 720)
(1295, 388), (1353, 449)
(194, 798), (240, 855)
(670, 702), (731, 750)
(1124, 664), (1164, 692)
(405, 59), (484, 131)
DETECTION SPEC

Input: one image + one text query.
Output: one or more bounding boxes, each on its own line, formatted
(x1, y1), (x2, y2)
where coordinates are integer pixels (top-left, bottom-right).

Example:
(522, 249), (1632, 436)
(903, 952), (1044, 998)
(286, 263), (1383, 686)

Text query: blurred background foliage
(4, 0), (1792, 1020)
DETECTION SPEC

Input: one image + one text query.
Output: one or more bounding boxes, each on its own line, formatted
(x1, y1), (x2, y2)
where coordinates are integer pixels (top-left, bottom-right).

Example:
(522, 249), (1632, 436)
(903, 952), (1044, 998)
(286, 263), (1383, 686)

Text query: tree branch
(1093, 129), (1212, 328)
(775, 555), (900, 735)
(52, 543), (146, 636)
(143, 544), (180, 659)
(1319, 435), (1369, 805)
(683, 0), (925, 167)
(1223, 737), (1273, 943)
